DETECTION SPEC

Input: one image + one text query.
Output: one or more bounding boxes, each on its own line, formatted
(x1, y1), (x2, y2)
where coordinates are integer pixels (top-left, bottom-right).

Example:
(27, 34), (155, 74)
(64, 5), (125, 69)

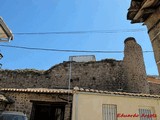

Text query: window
(139, 108), (154, 120)
(102, 104), (117, 120)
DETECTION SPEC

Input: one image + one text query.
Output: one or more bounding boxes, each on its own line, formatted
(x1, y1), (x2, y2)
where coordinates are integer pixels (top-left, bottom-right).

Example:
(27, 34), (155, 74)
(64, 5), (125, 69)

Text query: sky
(0, 0), (158, 75)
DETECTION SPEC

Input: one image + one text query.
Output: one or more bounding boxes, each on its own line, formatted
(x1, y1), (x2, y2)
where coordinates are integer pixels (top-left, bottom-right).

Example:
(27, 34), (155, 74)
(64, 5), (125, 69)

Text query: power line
(0, 28), (146, 35)
(0, 45), (153, 53)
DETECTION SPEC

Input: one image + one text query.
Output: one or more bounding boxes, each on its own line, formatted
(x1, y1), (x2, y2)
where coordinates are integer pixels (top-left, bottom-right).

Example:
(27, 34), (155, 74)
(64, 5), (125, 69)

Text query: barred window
(139, 108), (153, 120)
(102, 104), (117, 120)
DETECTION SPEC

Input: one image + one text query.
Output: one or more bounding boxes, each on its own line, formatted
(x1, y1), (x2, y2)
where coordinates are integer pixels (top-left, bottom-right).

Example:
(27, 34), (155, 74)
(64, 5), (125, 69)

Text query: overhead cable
(0, 28), (146, 35)
(0, 45), (153, 53)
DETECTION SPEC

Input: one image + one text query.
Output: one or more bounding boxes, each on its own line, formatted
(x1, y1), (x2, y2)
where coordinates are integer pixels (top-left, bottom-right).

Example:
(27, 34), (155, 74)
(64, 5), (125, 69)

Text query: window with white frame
(102, 104), (117, 120)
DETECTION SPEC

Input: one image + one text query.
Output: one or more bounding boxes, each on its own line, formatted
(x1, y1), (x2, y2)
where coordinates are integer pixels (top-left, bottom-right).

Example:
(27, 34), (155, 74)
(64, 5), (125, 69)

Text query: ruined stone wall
(0, 59), (126, 91)
(149, 83), (160, 95)
(0, 37), (153, 94)
(4, 92), (72, 120)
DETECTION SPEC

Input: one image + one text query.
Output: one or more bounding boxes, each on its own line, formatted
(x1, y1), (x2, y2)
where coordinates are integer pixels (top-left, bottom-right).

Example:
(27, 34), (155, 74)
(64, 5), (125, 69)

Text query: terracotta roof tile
(1, 88), (72, 94)
(73, 87), (160, 99)
(147, 76), (160, 84)
(1, 87), (160, 99)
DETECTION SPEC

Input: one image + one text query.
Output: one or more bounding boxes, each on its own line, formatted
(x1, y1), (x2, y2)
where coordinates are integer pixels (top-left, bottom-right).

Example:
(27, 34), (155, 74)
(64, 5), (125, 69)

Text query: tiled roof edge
(0, 17), (13, 40)
(73, 87), (160, 98)
(2, 87), (160, 98)
(1, 88), (73, 94)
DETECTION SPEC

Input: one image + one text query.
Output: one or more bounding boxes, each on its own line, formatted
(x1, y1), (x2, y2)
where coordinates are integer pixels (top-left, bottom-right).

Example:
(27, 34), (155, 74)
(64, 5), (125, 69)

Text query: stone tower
(127, 0), (160, 75)
(123, 37), (149, 93)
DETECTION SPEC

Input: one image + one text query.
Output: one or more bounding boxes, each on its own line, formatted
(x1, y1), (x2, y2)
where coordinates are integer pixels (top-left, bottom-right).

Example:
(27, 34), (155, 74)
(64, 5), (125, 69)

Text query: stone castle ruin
(0, 37), (159, 94)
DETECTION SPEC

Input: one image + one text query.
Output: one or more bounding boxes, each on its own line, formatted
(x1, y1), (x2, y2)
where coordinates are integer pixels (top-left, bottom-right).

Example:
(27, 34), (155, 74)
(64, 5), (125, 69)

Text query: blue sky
(0, 0), (158, 75)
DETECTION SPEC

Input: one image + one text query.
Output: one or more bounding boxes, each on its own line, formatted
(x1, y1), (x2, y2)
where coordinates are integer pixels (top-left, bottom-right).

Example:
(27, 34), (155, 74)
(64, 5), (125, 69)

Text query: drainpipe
(74, 94), (79, 120)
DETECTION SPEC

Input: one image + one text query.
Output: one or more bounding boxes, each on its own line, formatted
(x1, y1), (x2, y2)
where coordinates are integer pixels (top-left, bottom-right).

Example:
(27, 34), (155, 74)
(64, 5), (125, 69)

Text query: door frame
(30, 101), (67, 120)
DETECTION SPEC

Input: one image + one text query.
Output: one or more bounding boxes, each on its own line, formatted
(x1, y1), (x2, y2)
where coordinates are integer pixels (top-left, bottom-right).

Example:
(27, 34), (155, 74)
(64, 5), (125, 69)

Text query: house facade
(72, 87), (160, 120)
(1, 88), (72, 120)
(1, 87), (160, 120)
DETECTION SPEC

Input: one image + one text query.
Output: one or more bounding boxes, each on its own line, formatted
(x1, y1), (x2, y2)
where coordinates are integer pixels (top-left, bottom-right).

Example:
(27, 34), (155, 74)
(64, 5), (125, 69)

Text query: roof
(73, 87), (160, 99)
(147, 76), (160, 84)
(1, 87), (160, 99)
(1, 88), (73, 94)
(0, 17), (13, 40)
(127, 0), (160, 23)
